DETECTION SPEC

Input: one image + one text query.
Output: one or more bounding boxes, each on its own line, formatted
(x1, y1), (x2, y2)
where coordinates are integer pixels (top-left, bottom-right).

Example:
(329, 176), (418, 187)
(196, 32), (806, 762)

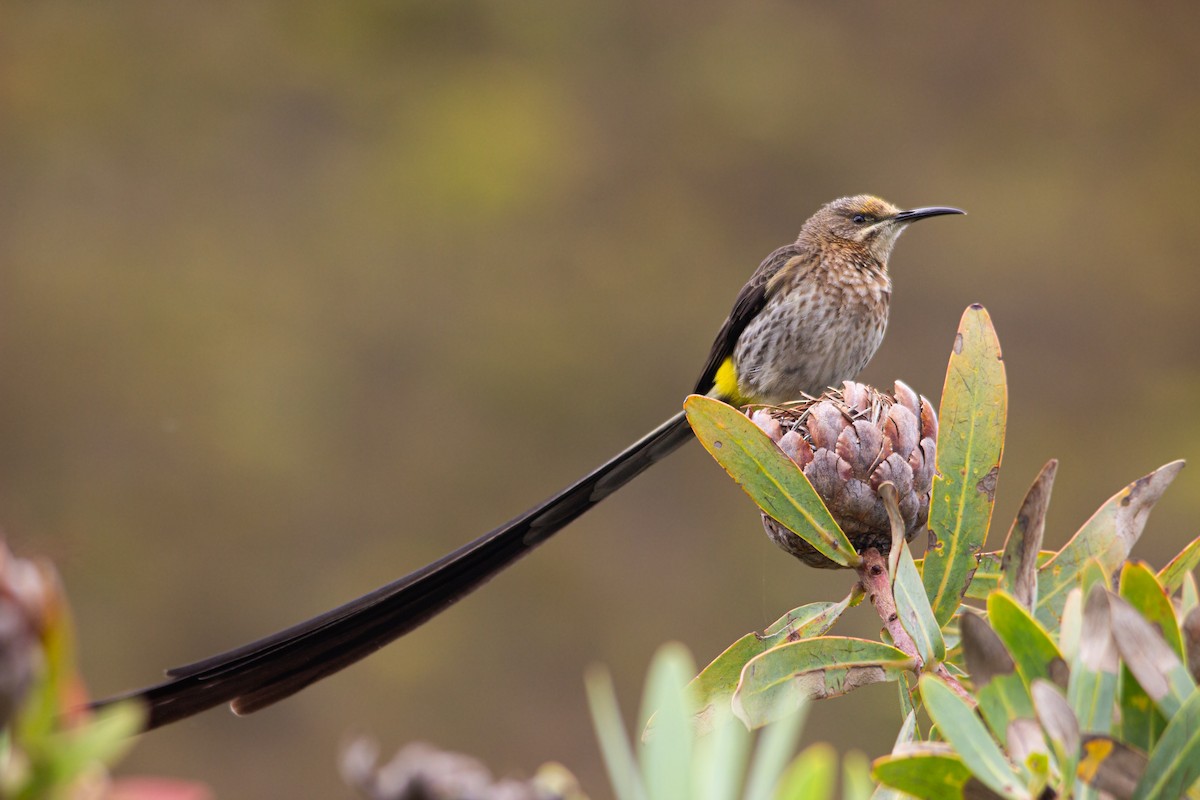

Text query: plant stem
(855, 547), (974, 705)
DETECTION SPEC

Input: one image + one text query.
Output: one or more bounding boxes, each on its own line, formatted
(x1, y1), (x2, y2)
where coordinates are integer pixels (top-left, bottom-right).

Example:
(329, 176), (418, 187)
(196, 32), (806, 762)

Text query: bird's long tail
(97, 409), (695, 730)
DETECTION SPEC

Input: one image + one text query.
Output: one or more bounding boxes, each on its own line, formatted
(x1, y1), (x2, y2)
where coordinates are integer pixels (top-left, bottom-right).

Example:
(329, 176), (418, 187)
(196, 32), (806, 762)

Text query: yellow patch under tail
(712, 356), (752, 406)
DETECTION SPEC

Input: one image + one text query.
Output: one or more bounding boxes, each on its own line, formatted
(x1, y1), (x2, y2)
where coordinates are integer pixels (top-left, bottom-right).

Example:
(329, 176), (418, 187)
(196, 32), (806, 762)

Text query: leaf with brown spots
(1000, 459), (1057, 610)
(924, 305), (1008, 627)
(1035, 460), (1184, 628)
(685, 597), (850, 733)
(731, 637), (914, 729)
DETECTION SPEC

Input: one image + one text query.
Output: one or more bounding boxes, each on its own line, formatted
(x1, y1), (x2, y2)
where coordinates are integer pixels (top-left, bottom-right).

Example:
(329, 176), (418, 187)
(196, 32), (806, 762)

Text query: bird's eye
(851, 214), (868, 225)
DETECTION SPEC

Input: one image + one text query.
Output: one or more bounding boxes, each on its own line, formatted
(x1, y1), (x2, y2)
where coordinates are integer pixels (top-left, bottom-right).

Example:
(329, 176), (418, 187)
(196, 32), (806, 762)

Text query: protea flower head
(751, 381), (937, 569)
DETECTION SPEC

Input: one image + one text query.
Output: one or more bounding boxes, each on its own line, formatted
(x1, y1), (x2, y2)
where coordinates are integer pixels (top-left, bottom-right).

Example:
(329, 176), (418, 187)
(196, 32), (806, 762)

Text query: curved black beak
(893, 206), (966, 224)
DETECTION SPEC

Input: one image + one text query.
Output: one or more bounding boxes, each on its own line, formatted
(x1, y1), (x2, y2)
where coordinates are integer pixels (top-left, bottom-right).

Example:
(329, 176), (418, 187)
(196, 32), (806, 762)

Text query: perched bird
(99, 195), (963, 728)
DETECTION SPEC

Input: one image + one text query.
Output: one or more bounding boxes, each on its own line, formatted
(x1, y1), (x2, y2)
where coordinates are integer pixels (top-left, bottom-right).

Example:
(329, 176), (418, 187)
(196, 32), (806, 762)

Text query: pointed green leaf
(763, 598), (850, 638)
(872, 748), (977, 800)
(694, 704), (752, 800)
(586, 666), (647, 800)
(919, 674), (1031, 799)
(960, 612), (1034, 746)
(1108, 592), (1195, 718)
(773, 743), (836, 800)
(1079, 558), (1112, 598)
(924, 305), (1007, 627)
(875, 709), (920, 799)
(894, 538), (945, 667)
(1059, 588), (1084, 663)
(897, 675), (916, 727)
(1128, 681), (1200, 796)
(1032, 680), (1080, 798)
(967, 551), (1055, 600)
(743, 706), (807, 800)
(987, 591), (1067, 690)
(639, 644), (695, 800)
(733, 638), (915, 729)
(26, 701), (144, 795)
(1119, 562), (1186, 658)
(1158, 535), (1200, 593)
(1132, 679), (1200, 799)
(842, 751), (874, 800)
(1005, 718), (1050, 787)
(1182, 572), (1198, 616)
(1037, 461), (1185, 627)
(1069, 585), (1120, 735)
(1118, 563), (1179, 751)
(689, 598), (849, 731)
(896, 709), (919, 748)
(685, 395), (859, 568)
(1000, 460), (1057, 609)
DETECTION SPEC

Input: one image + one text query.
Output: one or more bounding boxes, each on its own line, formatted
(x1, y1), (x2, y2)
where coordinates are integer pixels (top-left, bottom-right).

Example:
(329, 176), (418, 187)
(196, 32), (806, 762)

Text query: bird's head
(803, 195), (965, 264)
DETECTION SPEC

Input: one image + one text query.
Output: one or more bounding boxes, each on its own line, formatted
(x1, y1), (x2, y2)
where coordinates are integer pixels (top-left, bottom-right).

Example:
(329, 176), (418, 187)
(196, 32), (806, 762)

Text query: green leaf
(639, 644), (696, 800)
(763, 598), (851, 638)
(1079, 558), (1112, 598)
(743, 706), (807, 800)
(925, 305), (1008, 627)
(842, 751), (875, 800)
(733, 638), (915, 729)
(919, 674), (1031, 799)
(1118, 563), (1180, 751)
(1036, 461), (1185, 627)
(16, 701), (145, 800)
(1005, 718), (1051, 789)
(872, 748), (978, 800)
(1158, 535), (1200, 593)
(689, 598), (849, 733)
(1108, 592), (1196, 719)
(1069, 585), (1120, 735)
(1059, 588), (1084, 663)
(987, 591), (1067, 690)
(1182, 572), (1199, 617)
(960, 612), (1034, 747)
(894, 537), (945, 667)
(1000, 460), (1057, 609)
(1132, 686), (1200, 800)
(684, 395), (859, 568)
(694, 704), (752, 800)
(772, 743), (836, 800)
(896, 676), (916, 731)
(586, 666), (647, 800)
(895, 709), (919, 748)
(967, 551), (1055, 600)
(1031, 680), (1080, 798)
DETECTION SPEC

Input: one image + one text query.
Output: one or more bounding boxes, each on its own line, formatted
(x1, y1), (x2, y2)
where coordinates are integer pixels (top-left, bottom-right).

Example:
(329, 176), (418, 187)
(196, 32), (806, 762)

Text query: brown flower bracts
(750, 381), (937, 569)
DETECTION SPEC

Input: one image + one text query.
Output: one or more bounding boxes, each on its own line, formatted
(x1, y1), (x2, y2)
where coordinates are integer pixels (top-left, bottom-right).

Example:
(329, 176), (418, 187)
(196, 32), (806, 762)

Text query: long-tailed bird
(99, 195), (963, 729)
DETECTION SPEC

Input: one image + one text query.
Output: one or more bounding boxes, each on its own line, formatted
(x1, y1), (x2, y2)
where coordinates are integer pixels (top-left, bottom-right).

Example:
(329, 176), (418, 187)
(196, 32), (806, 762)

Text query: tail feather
(99, 410), (694, 729)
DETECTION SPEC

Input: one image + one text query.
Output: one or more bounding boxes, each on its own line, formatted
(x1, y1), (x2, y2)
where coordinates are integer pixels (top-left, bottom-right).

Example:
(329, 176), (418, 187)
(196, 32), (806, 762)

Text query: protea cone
(751, 380), (937, 569)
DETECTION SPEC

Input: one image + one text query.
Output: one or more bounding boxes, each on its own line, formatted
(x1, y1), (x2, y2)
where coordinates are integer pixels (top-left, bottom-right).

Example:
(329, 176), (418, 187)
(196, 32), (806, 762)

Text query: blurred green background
(2, 2), (1198, 796)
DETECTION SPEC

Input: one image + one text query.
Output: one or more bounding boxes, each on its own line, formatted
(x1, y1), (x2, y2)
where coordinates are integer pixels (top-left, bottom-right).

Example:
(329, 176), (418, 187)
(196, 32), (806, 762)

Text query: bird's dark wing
(693, 243), (806, 396)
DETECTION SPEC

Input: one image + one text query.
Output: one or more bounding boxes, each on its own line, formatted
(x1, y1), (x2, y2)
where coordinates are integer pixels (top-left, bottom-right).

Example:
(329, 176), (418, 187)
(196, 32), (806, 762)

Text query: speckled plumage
(732, 240), (891, 402)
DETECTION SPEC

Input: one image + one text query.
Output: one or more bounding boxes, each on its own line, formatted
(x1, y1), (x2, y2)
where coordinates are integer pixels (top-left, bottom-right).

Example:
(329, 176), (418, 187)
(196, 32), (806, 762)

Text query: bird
(97, 195), (963, 729)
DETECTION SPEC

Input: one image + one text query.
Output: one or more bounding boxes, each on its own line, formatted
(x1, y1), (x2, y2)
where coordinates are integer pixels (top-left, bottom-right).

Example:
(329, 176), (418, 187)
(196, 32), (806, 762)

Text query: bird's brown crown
(799, 194), (905, 264)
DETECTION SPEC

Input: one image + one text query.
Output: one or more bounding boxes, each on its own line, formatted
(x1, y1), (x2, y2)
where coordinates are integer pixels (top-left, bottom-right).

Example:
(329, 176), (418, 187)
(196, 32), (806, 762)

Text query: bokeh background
(2, 2), (1199, 796)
